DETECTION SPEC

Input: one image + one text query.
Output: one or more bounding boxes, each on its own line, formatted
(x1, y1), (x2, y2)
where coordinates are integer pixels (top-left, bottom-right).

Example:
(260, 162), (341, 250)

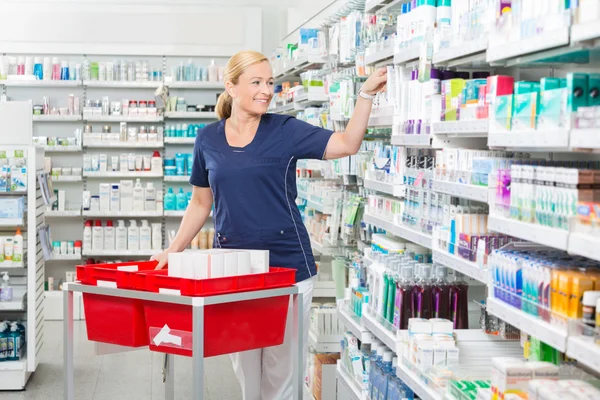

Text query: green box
(540, 77), (562, 92)
(566, 72), (589, 112)
(589, 73), (600, 106)
(493, 94), (513, 131)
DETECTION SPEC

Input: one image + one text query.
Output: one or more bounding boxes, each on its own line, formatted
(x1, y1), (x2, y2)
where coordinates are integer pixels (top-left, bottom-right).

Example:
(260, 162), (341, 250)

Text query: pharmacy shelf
(364, 0), (394, 13)
(83, 171), (163, 178)
(571, 21), (600, 43)
(308, 330), (341, 353)
(0, 218), (25, 227)
(0, 262), (25, 269)
(40, 145), (82, 153)
(165, 81), (224, 89)
(164, 210), (186, 217)
(336, 362), (365, 400)
(164, 111), (217, 119)
(567, 232), (600, 262)
(274, 55), (326, 81)
(52, 175), (82, 182)
(365, 45), (394, 66)
(50, 254), (81, 261)
(0, 357), (29, 390)
(83, 141), (163, 148)
(363, 213), (433, 249)
(368, 111), (394, 127)
(313, 280), (336, 298)
(294, 92), (328, 107)
(488, 216), (569, 251)
(488, 130), (570, 150)
(0, 287), (26, 311)
(82, 249), (159, 257)
(297, 159), (327, 170)
(431, 120), (488, 137)
(486, 27), (571, 63)
(305, 199), (332, 215)
(363, 179), (405, 197)
(432, 37), (488, 66)
(395, 362), (442, 400)
(310, 237), (342, 256)
(393, 45), (420, 65)
(82, 211), (163, 218)
(1, 79), (80, 87)
(569, 128), (600, 149)
(164, 175), (190, 182)
(83, 80), (160, 88)
(391, 134), (431, 147)
(270, 103), (298, 115)
(566, 336), (600, 373)
(83, 115), (163, 123)
(486, 297), (568, 352)
(45, 210), (81, 217)
(431, 180), (488, 203)
(337, 303), (374, 343)
(432, 249), (487, 284)
(164, 137), (196, 144)
(33, 115), (82, 122)
(361, 311), (400, 355)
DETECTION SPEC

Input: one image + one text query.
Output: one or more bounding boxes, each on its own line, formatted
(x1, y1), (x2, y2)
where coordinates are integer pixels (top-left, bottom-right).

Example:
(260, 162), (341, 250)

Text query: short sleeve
(282, 117), (334, 160)
(189, 135), (210, 188)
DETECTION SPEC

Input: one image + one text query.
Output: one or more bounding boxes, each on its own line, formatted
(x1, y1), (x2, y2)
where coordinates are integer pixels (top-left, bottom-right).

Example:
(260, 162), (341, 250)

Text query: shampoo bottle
(104, 220), (115, 250)
(92, 220), (104, 251)
(115, 220), (128, 250)
(411, 264), (432, 319)
(431, 264), (450, 319)
(145, 182), (156, 211)
(176, 188), (187, 211)
(133, 179), (144, 211)
(152, 223), (162, 250)
(8, 324), (20, 361)
(83, 220), (93, 252)
(0, 324), (7, 360)
(164, 188), (176, 211)
(449, 272), (470, 329)
(139, 220), (152, 250)
(128, 220), (139, 251)
(12, 228), (23, 263)
(393, 266), (414, 330)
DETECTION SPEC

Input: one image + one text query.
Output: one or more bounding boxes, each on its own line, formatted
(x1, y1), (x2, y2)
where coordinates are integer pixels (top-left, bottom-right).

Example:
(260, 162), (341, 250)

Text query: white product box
(433, 345), (446, 367)
(99, 154), (108, 172)
(58, 190), (66, 211)
(249, 250), (269, 274)
(445, 346), (460, 367)
(430, 318), (453, 336)
(415, 340), (434, 370)
(224, 252), (238, 276)
(99, 183), (110, 212)
(408, 318), (432, 335)
(209, 253), (225, 278)
(237, 251), (251, 275)
(110, 184), (120, 211)
(120, 180), (133, 212)
(167, 252), (183, 277)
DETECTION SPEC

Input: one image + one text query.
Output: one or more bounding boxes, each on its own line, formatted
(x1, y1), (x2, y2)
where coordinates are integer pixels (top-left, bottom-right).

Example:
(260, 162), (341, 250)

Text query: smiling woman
(151, 49), (387, 400)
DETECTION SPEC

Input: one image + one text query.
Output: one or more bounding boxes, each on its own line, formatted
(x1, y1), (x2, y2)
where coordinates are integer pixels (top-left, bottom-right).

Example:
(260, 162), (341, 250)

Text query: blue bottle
(176, 188), (187, 211)
(33, 58), (43, 80)
(8, 324), (19, 361)
(0, 324), (7, 361)
(371, 345), (386, 400)
(186, 192), (192, 208)
(164, 188), (176, 211)
(368, 341), (381, 399)
(378, 351), (394, 400)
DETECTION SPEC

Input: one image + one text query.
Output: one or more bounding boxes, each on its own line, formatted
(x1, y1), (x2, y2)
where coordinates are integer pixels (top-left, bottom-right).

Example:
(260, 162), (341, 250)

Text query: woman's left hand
(361, 67), (388, 96)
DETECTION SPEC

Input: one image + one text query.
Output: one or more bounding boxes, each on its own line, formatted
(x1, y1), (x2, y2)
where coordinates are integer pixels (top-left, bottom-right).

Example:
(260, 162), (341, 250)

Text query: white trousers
(230, 276), (315, 400)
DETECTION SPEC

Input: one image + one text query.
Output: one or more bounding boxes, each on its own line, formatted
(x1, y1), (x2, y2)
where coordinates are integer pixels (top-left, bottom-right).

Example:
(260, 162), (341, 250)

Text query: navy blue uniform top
(189, 113), (334, 282)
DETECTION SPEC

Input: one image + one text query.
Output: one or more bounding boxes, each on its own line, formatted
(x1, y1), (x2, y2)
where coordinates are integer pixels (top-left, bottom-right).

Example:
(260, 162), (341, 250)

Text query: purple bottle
(431, 264), (450, 319)
(449, 272), (469, 329)
(411, 264), (432, 320)
(393, 266), (414, 330)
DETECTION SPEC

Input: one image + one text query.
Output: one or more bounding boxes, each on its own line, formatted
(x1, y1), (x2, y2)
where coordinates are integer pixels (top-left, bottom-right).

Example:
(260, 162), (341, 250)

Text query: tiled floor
(3, 321), (242, 400)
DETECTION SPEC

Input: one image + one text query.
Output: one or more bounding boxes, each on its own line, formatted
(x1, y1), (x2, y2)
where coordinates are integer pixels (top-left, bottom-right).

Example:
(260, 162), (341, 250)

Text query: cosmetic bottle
(139, 220), (152, 250)
(115, 220), (128, 251)
(145, 182), (156, 211)
(33, 57), (43, 80)
(83, 220), (92, 251)
(127, 220), (139, 251)
(208, 60), (218, 82)
(411, 264), (432, 319)
(176, 188), (187, 211)
(52, 57), (61, 80)
(0, 272), (12, 302)
(164, 188), (176, 211)
(431, 264), (450, 319)
(449, 272), (469, 329)
(92, 220), (104, 251)
(104, 220), (115, 250)
(393, 266), (414, 330)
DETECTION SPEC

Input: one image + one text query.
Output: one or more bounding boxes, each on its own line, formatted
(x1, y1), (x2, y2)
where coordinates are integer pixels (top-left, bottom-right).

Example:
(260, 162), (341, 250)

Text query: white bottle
(208, 60), (218, 82)
(92, 220), (104, 251)
(110, 184), (120, 212)
(127, 220), (139, 251)
(139, 220), (152, 250)
(115, 220), (128, 251)
(133, 179), (144, 211)
(1, 272), (12, 302)
(104, 220), (115, 250)
(145, 182), (156, 212)
(83, 221), (93, 252)
(12, 228), (23, 264)
(156, 190), (163, 212)
(152, 223), (162, 250)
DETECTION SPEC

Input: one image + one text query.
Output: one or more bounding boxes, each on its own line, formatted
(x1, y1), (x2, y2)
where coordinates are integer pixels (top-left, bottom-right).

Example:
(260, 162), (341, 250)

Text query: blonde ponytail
(216, 91), (233, 120)
(217, 50), (269, 120)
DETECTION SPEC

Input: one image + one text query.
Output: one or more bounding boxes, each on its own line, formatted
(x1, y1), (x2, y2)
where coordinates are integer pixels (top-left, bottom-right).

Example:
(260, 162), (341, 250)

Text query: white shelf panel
(83, 80), (160, 88)
(0, 287), (26, 310)
(0, 218), (25, 227)
(84, 141), (163, 148)
(270, 103), (297, 115)
(164, 137), (196, 144)
(166, 81), (224, 89)
(368, 112), (394, 127)
(432, 249), (487, 284)
(40, 145), (82, 153)
(83, 115), (163, 123)
(164, 111), (217, 119)
(82, 211), (163, 218)
(567, 232), (600, 262)
(569, 128), (600, 149)
(571, 21), (600, 43)
(33, 115), (82, 122)
(83, 171), (163, 178)
(336, 362), (365, 400)
(488, 216), (569, 251)
(432, 37), (488, 65)
(294, 92), (328, 107)
(365, 45), (394, 66)
(305, 199), (332, 215)
(363, 179), (405, 197)
(566, 336), (600, 374)
(164, 175), (190, 182)
(486, 297), (568, 352)
(46, 210), (81, 217)
(0, 262), (25, 269)
(363, 213), (433, 249)
(313, 280), (336, 298)
(164, 210), (186, 217)
(308, 330), (341, 353)
(391, 134), (431, 147)
(2, 79), (80, 87)
(50, 254), (82, 261)
(393, 45), (420, 65)
(488, 130), (570, 150)
(432, 120), (488, 137)
(337, 303), (375, 343)
(274, 55), (326, 81)
(82, 249), (159, 257)
(361, 311), (400, 355)
(297, 159), (327, 170)
(365, 0), (393, 13)
(51, 176), (82, 182)
(396, 362), (442, 400)
(486, 27), (570, 63)
(431, 180), (488, 203)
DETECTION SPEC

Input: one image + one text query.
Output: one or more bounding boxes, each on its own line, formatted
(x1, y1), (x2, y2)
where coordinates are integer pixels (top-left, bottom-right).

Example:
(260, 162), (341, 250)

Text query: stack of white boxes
(167, 249), (269, 280)
(405, 318), (459, 371)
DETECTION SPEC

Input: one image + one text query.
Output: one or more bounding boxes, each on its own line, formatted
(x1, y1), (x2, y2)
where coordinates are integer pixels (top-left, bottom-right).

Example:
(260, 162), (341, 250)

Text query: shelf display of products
(83, 151), (162, 174)
(85, 58), (162, 82)
(83, 123), (162, 145)
(82, 179), (161, 214)
(51, 239), (81, 258)
(0, 55), (80, 81)
(168, 59), (223, 83)
(83, 218), (161, 253)
(164, 123), (206, 138)
(83, 96), (157, 118)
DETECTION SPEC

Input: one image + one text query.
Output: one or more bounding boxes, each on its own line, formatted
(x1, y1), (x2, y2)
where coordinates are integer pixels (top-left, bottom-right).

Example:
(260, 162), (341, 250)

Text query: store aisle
(3, 321), (242, 400)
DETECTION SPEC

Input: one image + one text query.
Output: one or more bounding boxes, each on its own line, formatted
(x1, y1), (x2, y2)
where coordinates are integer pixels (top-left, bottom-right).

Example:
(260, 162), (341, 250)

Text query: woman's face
(229, 61), (274, 116)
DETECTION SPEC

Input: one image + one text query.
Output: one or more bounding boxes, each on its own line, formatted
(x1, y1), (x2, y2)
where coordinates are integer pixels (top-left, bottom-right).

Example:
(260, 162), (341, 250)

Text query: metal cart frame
(62, 282), (303, 400)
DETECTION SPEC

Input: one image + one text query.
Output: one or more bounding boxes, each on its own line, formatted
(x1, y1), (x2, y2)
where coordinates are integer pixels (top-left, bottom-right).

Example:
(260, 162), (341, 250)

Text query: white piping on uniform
(284, 156), (312, 278)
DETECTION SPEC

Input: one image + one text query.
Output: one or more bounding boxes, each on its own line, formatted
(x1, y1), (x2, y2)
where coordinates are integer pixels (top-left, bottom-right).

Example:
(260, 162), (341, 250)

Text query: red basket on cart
(76, 260), (159, 347)
(136, 267), (295, 357)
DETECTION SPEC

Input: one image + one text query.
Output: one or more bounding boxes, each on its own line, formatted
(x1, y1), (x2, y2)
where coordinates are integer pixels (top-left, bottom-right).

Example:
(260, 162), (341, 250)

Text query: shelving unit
(49, 254), (81, 261)
(83, 115), (163, 123)
(83, 80), (160, 88)
(33, 115), (82, 122)
(431, 120), (488, 137)
(365, 45), (394, 66)
(395, 362), (442, 400)
(363, 179), (405, 197)
(45, 210), (81, 218)
(40, 145), (81, 153)
(82, 249), (159, 257)
(361, 311), (400, 355)
(390, 134), (431, 147)
(335, 362), (365, 400)
(83, 171), (163, 178)
(393, 45), (420, 65)
(488, 216), (569, 251)
(486, 27), (571, 63)
(164, 111), (217, 119)
(82, 211), (163, 218)
(432, 249), (488, 284)
(165, 81), (223, 89)
(363, 213), (433, 249)
(51, 175), (82, 182)
(1, 79), (80, 87)
(164, 175), (190, 182)
(164, 137), (196, 145)
(83, 141), (163, 149)
(308, 330), (342, 353)
(431, 180), (488, 203)
(312, 280), (337, 298)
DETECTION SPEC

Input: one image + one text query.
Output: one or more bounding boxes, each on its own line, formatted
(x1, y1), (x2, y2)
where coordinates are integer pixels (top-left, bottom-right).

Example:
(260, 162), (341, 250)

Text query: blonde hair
(216, 50), (269, 120)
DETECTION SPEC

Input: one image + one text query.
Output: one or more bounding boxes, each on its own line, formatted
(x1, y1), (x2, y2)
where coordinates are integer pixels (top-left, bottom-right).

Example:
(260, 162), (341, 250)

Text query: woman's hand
(150, 249), (172, 270)
(361, 67), (388, 96)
